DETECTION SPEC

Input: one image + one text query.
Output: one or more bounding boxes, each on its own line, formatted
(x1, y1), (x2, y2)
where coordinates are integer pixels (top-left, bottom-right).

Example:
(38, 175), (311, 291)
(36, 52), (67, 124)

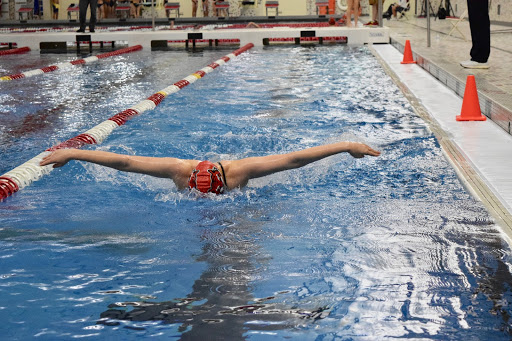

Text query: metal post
(152, 0), (155, 31)
(426, 0), (431, 47)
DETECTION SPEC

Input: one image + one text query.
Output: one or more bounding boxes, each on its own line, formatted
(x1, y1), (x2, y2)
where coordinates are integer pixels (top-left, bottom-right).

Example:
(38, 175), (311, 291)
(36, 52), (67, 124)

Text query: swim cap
(188, 161), (224, 195)
(328, 17), (336, 26)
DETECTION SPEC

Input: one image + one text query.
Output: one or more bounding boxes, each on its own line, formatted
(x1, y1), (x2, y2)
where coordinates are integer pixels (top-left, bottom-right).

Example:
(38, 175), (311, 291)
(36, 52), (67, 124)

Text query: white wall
(3, 0), (512, 22)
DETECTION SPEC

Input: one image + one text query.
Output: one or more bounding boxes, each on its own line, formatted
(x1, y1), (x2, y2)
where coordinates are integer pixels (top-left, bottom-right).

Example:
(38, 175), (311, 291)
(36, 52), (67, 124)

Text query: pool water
(1, 45), (512, 340)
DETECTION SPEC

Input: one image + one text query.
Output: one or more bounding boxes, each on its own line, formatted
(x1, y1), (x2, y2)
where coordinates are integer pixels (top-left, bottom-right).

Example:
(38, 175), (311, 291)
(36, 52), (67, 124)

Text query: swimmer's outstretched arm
(224, 142), (380, 188)
(40, 149), (196, 189)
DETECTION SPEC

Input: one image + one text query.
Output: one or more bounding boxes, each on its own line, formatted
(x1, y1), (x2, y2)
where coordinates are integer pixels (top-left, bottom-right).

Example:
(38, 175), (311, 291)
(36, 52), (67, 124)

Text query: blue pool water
(1, 45), (512, 340)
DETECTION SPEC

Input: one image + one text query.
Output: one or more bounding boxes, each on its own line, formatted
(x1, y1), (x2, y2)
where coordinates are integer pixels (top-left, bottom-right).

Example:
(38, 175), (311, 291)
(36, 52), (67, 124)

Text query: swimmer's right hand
(40, 149), (73, 168)
(348, 142), (381, 158)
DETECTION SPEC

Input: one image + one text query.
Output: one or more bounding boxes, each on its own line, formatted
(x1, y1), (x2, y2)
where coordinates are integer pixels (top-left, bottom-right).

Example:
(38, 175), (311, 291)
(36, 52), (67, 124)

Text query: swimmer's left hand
(348, 143), (381, 158)
(40, 149), (73, 168)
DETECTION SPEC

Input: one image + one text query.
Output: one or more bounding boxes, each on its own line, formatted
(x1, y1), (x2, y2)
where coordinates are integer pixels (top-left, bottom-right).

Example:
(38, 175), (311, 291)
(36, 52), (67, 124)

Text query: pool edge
(369, 44), (512, 244)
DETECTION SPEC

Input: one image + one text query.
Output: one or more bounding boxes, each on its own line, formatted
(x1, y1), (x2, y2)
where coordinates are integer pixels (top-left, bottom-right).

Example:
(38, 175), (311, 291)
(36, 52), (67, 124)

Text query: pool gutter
(370, 44), (512, 242)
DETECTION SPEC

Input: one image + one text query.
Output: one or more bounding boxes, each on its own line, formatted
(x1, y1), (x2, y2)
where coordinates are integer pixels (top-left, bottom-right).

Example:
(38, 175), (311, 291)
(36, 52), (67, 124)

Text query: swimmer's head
(328, 17), (336, 26)
(188, 161), (224, 195)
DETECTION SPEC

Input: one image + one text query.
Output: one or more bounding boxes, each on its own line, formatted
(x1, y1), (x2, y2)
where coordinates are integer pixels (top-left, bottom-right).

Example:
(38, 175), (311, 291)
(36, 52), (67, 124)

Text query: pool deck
(374, 17), (512, 238)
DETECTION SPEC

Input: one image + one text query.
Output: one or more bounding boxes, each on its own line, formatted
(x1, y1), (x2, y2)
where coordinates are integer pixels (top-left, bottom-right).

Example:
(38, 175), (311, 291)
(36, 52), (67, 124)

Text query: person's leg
(203, 0), (209, 16)
(345, 0), (353, 26)
(103, 2), (109, 18)
(365, 1), (377, 25)
(353, 0), (360, 26)
(467, 0), (490, 63)
(192, 0), (197, 17)
(78, 0), (87, 30)
(89, 0), (97, 31)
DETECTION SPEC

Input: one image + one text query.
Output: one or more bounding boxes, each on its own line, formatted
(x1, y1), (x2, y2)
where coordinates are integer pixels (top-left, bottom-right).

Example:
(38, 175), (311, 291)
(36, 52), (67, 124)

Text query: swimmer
(191, 0), (198, 17)
(202, 0), (210, 17)
(130, 0), (141, 18)
(39, 142), (380, 195)
(97, 0), (104, 21)
(51, 0), (60, 20)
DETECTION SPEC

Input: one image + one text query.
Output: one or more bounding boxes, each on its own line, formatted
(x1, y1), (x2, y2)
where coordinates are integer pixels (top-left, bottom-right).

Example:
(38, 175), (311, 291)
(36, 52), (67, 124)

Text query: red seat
(265, 1), (278, 16)
(215, 1), (229, 17)
(164, 2), (180, 17)
(215, 2), (229, 8)
(315, 0), (329, 15)
(18, 5), (33, 21)
(67, 4), (79, 20)
(116, 2), (131, 19)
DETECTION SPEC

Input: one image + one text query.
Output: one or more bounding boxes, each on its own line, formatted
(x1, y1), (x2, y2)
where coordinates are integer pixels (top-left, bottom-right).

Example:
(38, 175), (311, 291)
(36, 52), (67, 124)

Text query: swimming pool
(1, 45), (512, 340)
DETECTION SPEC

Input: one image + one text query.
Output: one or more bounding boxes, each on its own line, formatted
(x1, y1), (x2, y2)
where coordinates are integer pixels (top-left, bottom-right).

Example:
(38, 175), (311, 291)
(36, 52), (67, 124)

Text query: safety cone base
(456, 114), (486, 121)
(401, 60), (417, 64)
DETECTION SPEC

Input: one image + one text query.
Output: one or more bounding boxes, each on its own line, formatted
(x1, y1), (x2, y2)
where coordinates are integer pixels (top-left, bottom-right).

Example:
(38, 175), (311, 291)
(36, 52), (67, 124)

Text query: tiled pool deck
(385, 17), (512, 133)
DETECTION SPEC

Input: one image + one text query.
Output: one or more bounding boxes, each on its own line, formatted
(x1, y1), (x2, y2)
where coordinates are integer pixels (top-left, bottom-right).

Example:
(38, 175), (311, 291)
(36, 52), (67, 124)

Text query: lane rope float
(0, 45), (142, 81)
(0, 46), (30, 56)
(0, 43), (255, 201)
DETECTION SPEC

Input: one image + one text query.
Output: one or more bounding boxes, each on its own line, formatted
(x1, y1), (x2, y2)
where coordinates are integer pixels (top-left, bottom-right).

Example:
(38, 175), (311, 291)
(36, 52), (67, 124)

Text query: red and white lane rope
(0, 46), (30, 56)
(0, 45), (142, 81)
(0, 43), (254, 201)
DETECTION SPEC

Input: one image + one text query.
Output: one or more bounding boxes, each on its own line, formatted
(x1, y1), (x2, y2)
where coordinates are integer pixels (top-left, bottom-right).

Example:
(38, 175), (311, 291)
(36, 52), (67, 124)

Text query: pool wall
(0, 26), (390, 50)
(373, 43), (512, 241)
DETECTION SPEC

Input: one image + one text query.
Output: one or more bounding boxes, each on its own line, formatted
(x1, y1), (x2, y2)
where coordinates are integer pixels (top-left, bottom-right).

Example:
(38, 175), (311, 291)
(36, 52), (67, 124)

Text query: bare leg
(192, 0), (197, 17)
(353, 0), (360, 26)
(98, 4), (104, 20)
(346, 0), (353, 27)
(203, 0), (209, 16)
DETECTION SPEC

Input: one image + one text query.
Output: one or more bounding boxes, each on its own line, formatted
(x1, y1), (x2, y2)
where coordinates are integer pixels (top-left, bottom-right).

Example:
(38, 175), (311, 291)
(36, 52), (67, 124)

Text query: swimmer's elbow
(114, 155), (133, 171)
(287, 154), (310, 169)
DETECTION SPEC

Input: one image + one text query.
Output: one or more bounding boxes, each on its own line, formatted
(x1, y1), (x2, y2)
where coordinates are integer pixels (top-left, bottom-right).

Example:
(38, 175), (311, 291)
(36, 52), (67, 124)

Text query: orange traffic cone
(401, 40), (417, 64)
(456, 75), (486, 121)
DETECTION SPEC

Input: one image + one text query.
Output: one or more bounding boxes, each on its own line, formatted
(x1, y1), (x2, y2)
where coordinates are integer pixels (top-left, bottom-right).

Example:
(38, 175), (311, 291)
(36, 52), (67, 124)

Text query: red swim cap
(188, 161), (224, 194)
